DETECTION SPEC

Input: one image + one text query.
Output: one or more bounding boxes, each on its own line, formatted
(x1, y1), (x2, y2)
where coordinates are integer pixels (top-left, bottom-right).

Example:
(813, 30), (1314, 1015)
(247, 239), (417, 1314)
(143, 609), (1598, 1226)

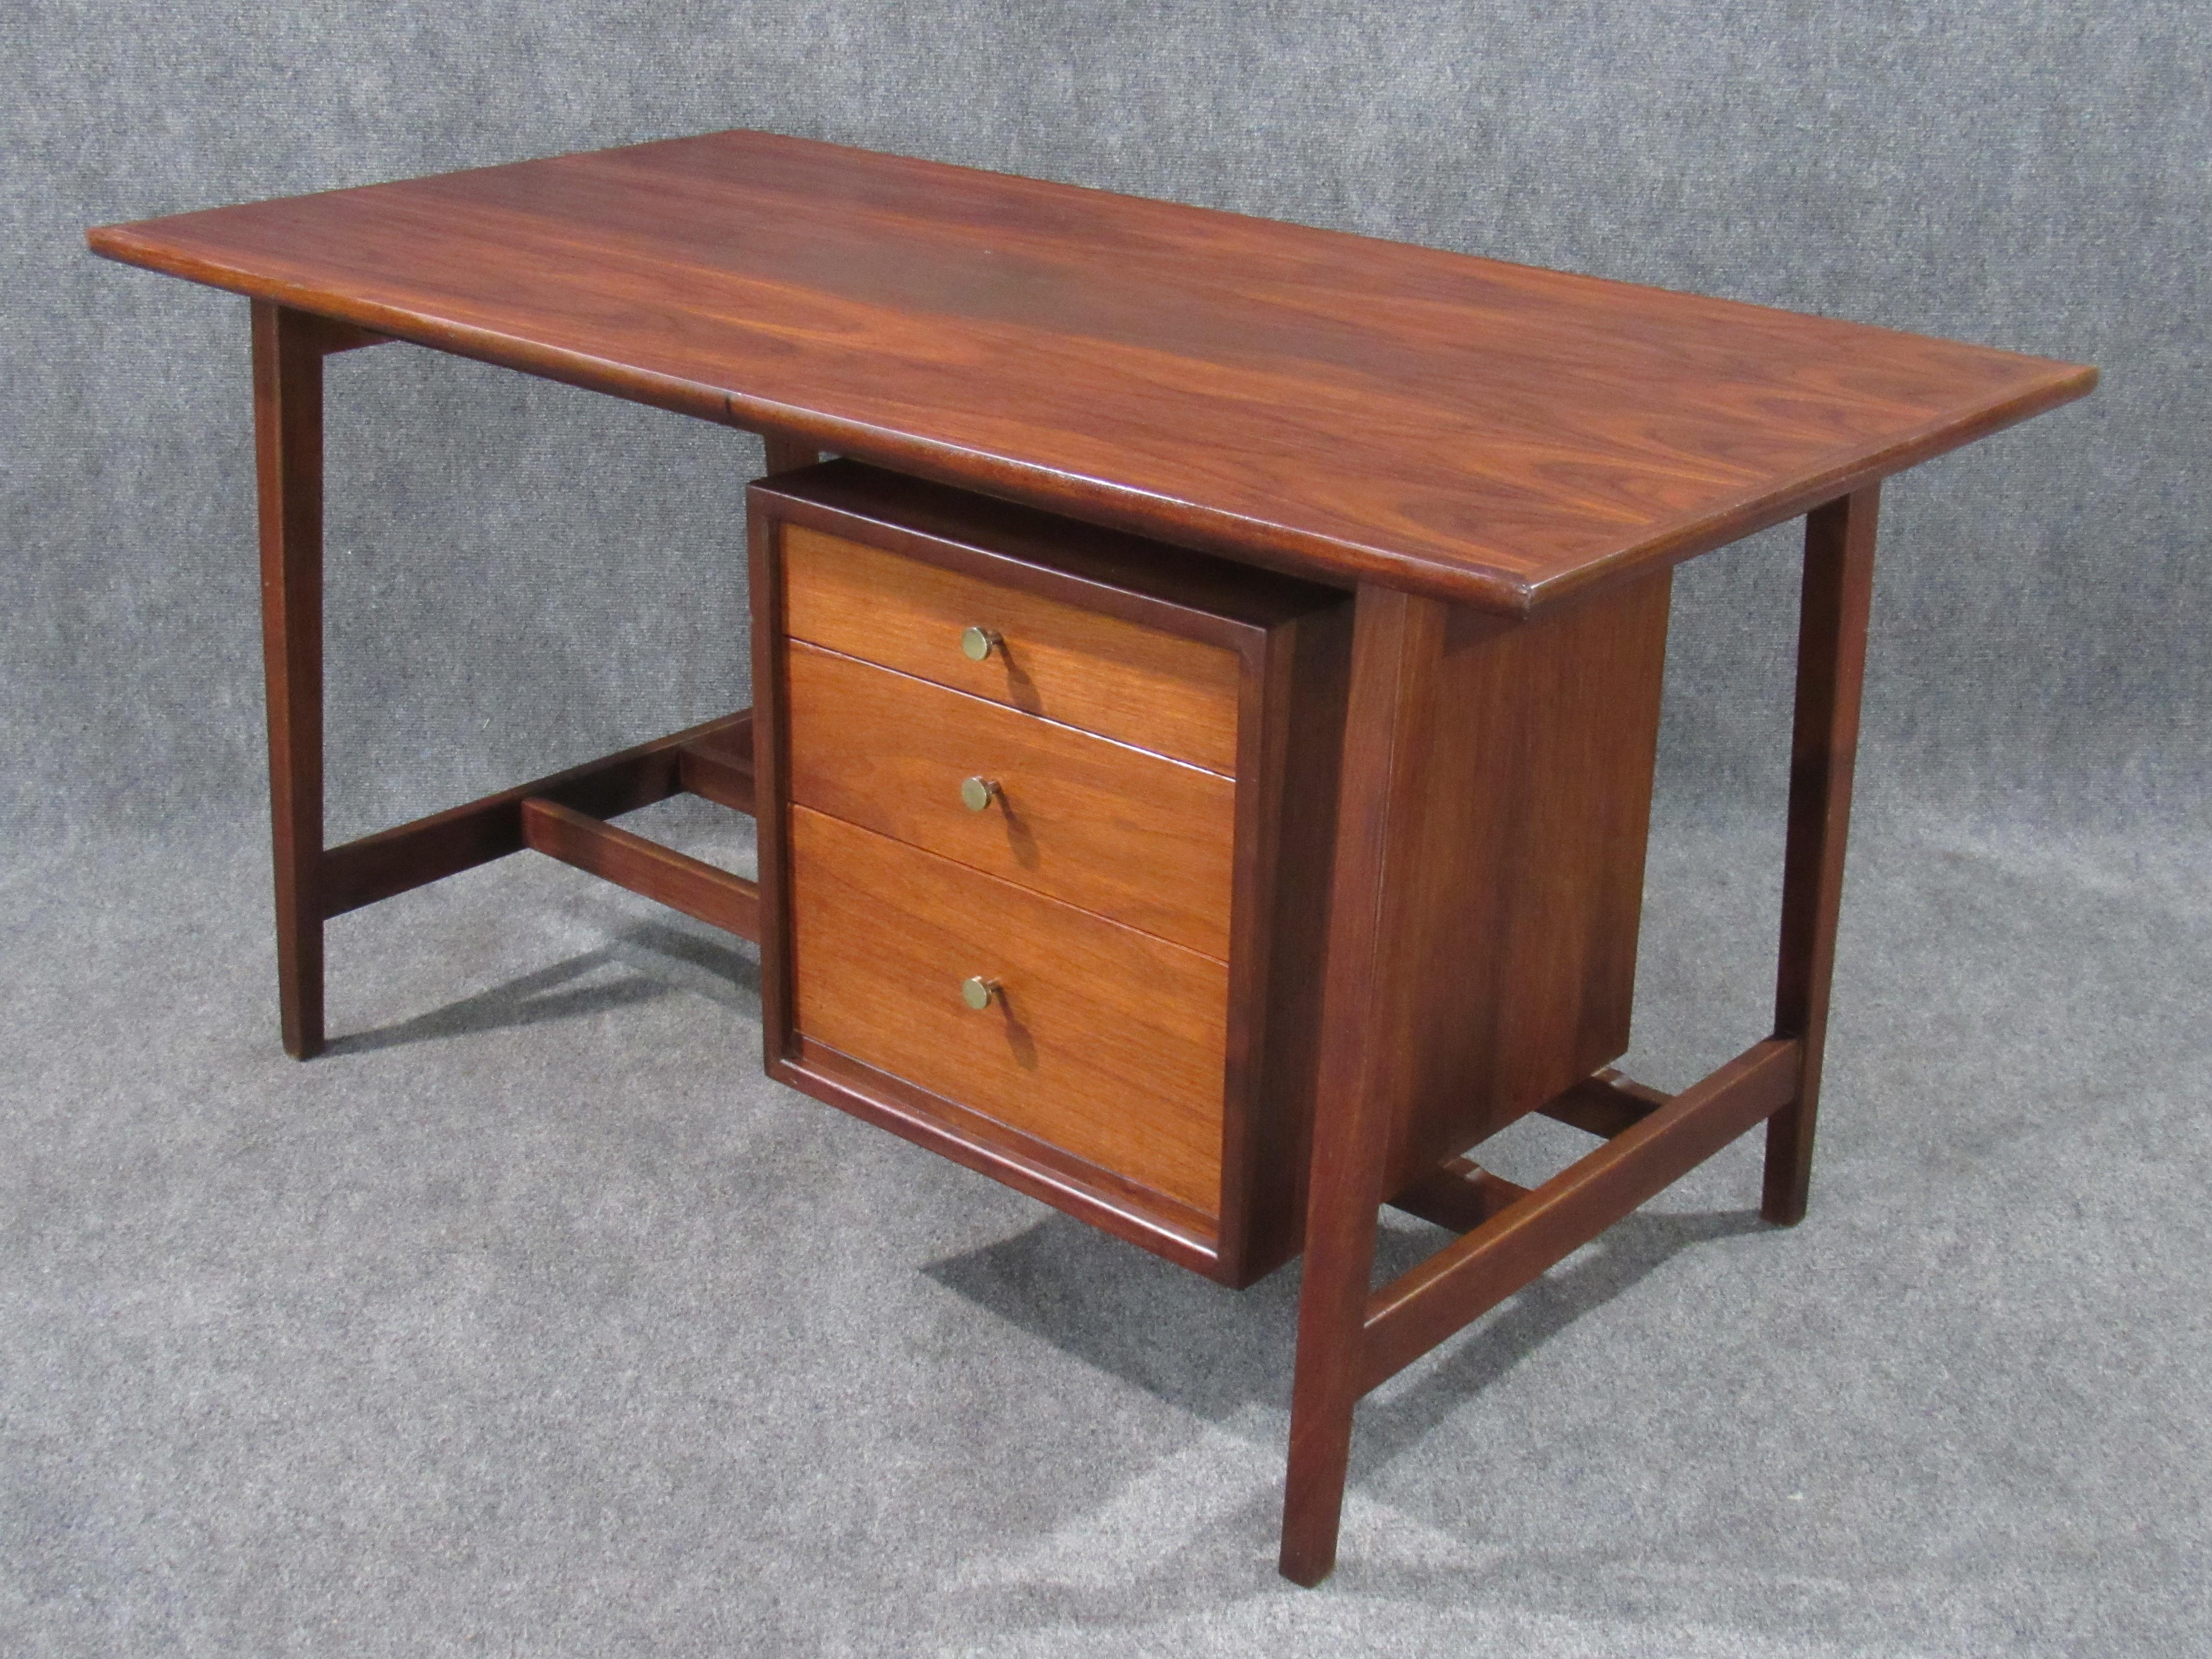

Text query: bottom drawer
(788, 806), (1229, 1216)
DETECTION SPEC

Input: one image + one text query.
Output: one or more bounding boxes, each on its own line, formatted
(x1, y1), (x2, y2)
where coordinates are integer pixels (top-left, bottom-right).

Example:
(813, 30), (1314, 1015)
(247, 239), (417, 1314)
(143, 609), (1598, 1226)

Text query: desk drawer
(785, 640), (1236, 959)
(782, 523), (1243, 774)
(790, 805), (1229, 1216)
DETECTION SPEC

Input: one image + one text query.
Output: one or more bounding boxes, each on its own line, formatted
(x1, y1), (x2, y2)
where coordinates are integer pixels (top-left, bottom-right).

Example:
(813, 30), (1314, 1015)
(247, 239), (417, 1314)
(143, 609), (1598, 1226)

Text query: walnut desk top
(87, 131), (2095, 1586)
(90, 128), (2090, 616)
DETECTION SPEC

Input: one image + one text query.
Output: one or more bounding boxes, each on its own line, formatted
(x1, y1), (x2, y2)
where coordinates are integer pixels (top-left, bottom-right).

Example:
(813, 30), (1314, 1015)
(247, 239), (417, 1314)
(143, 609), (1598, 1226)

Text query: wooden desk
(87, 129), (2094, 1585)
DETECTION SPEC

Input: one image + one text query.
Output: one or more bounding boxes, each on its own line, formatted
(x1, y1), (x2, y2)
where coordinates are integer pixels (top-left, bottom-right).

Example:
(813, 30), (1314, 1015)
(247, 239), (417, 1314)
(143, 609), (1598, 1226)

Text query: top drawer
(781, 524), (1243, 774)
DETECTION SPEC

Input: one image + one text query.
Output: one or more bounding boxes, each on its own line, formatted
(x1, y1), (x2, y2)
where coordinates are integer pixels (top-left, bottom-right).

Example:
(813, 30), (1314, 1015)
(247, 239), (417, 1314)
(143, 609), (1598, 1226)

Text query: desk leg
(1279, 582), (1447, 1586)
(1763, 485), (1879, 1223)
(252, 301), (327, 1060)
(762, 436), (820, 473)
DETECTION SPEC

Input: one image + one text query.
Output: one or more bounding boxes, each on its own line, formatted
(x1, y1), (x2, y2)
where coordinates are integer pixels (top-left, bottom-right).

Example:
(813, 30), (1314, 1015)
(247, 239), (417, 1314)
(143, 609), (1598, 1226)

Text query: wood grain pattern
(786, 640), (1236, 957)
(1361, 1037), (1801, 1392)
(1212, 597), (1353, 1284)
(789, 806), (1230, 1215)
(1764, 486), (1879, 1225)
(1538, 1069), (1671, 1141)
(782, 524), (1243, 772)
(755, 460), (1349, 638)
(675, 717), (756, 815)
(520, 797), (761, 941)
(87, 130), (2095, 615)
(1370, 568), (1675, 1195)
(754, 462), (1351, 1285)
(1281, 568), (1674, 1582)
(321, 710), (751, 915)
(94, 131), (2037, 1593)
(252, 301), (326, 1061)
(761, 436), (821, 474)
(787, 1038), (1223, 1272)
(1281, 582), (1449, 1587)
(1386, 1157), (1529, 1235)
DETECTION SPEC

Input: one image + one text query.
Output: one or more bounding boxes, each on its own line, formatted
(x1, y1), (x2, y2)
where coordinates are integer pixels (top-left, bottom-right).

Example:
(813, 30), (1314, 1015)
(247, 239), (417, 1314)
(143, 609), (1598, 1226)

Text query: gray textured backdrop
(6, 4), (2207, 1656)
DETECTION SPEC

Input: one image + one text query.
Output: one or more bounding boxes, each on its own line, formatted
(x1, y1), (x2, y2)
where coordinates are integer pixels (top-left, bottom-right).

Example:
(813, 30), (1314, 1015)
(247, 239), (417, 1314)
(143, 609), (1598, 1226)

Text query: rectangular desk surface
(89, 128), (2092, 613)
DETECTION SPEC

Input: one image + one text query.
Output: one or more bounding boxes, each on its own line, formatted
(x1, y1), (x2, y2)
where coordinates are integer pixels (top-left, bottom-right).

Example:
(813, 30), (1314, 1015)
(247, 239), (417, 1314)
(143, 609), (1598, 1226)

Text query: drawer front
(781, 524), (1242, 774)
(790, 806), (1228, 1215)
(786, 641), (1236, 959)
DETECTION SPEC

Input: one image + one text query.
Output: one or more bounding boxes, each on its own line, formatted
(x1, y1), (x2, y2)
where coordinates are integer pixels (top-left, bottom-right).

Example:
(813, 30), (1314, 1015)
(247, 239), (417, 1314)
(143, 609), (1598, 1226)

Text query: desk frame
(250, 297), (1874, 1586)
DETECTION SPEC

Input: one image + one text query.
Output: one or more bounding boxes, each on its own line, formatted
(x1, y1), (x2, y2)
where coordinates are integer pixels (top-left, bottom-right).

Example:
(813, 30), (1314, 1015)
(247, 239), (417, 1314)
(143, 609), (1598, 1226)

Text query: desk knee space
(250, 301), (782, 1058)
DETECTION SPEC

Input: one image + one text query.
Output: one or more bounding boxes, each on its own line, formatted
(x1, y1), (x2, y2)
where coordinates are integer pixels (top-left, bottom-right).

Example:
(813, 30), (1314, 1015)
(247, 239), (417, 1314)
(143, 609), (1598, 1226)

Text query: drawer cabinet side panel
(1382, 570), (1674, 1190)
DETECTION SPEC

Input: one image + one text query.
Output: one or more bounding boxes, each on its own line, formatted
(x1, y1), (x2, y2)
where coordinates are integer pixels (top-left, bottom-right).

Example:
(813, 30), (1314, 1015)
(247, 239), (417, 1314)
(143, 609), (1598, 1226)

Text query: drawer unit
(751, 462), (1353, 1286)
(748, 461), (1673, 1290)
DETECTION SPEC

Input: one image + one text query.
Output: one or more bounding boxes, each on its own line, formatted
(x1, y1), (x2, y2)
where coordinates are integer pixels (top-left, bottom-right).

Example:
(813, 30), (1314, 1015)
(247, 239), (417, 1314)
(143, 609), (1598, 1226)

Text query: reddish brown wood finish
(519, 797), (760, 940)
(1281, 567), (1672, 1584)
(1539, 1069), (1672, 1141)
(757, 461), (1346, 635)
(1386, 1158), (1530, 1235)
(757, 460), (1355, 1284)
(1764, 487), (1880, 1224)
(322, 710), (751, 915)
(90, 130), (2093, 615)
(674, 718), (757, 816)
(750, 460), (1351, 1286)
(241, 299), (770, 1054)
(1281, 582), (1447, 1586)
(781, 524), (1246, 772)
(1369, 570), (1674, 1196)
(789, 806), (1229, 1214)
(763, 473), (1662, 1310)
(93, 142), (2100, 1593)
(1362, 1038), (1800, 1393)
(1276, 480), (1889, 1584)
(252, 301), (327, 1059)
(750, 479), (801, 1106)
(791, 1038), (1220, 1274)
(315, 320), (394, 355)
(761, 437), (821, 474)
(784, 640), (1238, 956)
(1221, 593), (1353, 1282)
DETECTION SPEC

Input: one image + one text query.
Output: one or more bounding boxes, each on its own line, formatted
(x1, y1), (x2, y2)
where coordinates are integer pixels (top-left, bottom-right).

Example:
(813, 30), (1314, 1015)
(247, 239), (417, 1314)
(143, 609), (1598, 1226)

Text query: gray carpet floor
(3, 795), (2206, 1656)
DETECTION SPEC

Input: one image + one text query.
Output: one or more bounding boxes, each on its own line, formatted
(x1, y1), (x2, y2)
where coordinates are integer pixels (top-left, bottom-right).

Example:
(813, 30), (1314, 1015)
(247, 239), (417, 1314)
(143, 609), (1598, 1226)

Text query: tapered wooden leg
(1279, 582), (1447, 1586)
(1763, 485), (1879, 1224)
(762, 435), (821, 473)
(252, 302), (327, 1059)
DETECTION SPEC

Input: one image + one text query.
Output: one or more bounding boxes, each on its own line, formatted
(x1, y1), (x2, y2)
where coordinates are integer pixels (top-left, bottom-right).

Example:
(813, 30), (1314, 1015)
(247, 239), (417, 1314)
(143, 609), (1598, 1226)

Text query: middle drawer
(784, 640), (1237, 960)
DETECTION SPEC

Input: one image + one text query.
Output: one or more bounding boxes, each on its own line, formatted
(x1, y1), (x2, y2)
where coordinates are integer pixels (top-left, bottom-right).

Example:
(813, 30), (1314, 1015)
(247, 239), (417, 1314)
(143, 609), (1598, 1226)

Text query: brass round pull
(960, 776), (1001, 813)
(960, 625), (1001, 662)
(960, 975), (1001, 1010)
